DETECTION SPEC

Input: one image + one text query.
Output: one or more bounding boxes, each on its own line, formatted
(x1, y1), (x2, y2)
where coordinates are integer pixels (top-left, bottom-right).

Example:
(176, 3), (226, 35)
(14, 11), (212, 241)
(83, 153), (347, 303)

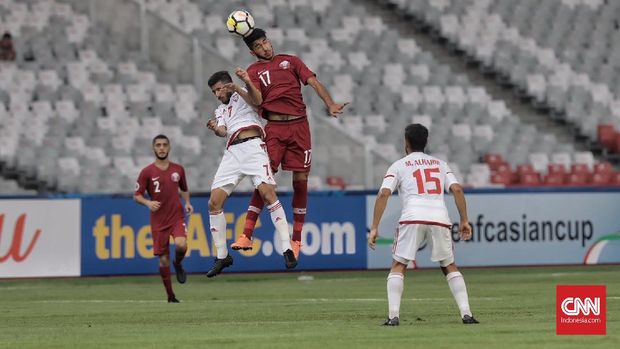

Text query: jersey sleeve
(290, 56), (315, 85)
(443, 162), (459, 191)
(135, 168), (148, 196)
(215, 106), (226, 127)
(179, 166), (188, 192)
(380, 163), (399, 193)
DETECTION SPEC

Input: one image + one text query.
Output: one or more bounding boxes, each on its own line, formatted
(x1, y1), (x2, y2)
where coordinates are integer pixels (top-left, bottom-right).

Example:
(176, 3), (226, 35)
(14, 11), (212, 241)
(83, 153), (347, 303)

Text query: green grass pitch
(1, 266), (618, 348)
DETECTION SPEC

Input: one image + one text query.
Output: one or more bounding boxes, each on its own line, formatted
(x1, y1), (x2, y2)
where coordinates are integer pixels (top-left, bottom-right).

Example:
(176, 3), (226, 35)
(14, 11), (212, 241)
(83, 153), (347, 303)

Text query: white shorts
(392, 224), (455, 267)
(211, 138), (276, 194)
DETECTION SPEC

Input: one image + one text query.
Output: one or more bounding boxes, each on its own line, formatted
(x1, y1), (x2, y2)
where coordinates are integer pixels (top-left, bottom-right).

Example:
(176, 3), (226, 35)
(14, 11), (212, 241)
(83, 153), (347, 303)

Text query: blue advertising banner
(81, 194), (367, 276)
(366, 190), (620, 268)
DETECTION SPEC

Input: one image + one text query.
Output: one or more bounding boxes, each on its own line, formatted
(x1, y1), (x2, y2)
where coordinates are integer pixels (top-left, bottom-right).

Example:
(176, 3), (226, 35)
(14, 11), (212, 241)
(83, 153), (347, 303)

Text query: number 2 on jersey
(259, 70), (271, 87)
(412, 168), (441, 194)
(154, 180), (161, 193)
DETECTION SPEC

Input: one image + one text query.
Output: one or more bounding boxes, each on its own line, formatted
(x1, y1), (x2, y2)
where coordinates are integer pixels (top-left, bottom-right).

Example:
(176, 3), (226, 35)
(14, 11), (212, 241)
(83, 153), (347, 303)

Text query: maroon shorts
(152, 220), (187, 256)
(264, 118), (312, 173)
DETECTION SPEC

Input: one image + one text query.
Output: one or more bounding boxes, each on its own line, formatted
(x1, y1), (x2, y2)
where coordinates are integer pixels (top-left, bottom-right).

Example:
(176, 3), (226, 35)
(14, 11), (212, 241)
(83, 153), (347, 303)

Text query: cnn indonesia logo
(556, 285), (606, 335)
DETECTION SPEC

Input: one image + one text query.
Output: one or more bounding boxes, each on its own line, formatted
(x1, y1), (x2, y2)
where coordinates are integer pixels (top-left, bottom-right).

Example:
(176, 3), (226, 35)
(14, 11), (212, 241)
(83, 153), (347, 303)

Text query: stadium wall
(1, 189), (619, 278)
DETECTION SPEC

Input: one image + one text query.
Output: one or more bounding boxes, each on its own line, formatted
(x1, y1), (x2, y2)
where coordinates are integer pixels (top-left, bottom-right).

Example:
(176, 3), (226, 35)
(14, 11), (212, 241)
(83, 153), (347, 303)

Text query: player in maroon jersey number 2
(230, 28), (348, 261)
(134, 135), (194, 303)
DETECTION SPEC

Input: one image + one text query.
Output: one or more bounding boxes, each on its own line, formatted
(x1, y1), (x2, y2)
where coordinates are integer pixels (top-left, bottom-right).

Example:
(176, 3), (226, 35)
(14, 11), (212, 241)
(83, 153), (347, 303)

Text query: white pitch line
(29, 297), (501, 304)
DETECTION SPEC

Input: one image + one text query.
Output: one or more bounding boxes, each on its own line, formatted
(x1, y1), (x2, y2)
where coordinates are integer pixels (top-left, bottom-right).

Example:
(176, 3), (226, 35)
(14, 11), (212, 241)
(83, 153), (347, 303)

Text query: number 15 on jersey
(413, 168), (441, 195)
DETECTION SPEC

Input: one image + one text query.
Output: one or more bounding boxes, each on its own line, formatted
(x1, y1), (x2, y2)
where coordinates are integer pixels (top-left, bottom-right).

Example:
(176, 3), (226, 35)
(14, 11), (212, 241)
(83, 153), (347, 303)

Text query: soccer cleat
(173, 262), (187, 284)
(291, 240), (301, 259)
(206, 254), (234, 278)
(168, 296), (180, 303)
(283, 249), (298, 269)
(382, 317), (400, 326)
(231, 234), (253, 250)
(462, 315), (479, 324)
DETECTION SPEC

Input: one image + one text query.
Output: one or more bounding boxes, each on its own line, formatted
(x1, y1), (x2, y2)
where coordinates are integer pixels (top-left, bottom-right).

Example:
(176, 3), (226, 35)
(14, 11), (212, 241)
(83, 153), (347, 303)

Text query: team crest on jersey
(279, 60), (290, 70)
(232, 94), (239, 103)
(171, 172), (180, 182)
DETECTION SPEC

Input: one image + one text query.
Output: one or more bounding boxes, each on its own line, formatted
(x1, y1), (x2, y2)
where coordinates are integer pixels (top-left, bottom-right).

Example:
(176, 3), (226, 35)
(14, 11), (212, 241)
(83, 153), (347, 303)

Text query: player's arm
(207, 117), (227, 137)
(449, 183), (472, 241)
(307, 76), (348, 117)
(234, 67), (262, 107)
(368, 188), (392, 250)
(179, 190), (193, 215)
(178, 168), (193, 215)
(134, 193), (161, 212)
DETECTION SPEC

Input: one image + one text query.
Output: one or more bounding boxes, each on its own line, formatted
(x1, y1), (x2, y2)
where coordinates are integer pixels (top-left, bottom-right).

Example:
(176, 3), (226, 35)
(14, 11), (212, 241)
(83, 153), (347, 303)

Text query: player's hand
(327, 102), (349, 118)
(234, 67), (250, 83)
(207, 118), (217, 130)
(368, 228), (379, 250)
(185, 203), (194, 215)
(148, 200), (161, 212)
(459, 220), (472, 241)
(221, 82), (238, 94)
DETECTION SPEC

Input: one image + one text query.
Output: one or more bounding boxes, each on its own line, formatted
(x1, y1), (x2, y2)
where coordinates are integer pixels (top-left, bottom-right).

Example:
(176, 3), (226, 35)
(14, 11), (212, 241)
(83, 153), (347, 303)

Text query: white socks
(267, 200), (292, 252)
(209, 211), (228, 259)
(446, 271), (472, 318)
(387, 272), (404, 319)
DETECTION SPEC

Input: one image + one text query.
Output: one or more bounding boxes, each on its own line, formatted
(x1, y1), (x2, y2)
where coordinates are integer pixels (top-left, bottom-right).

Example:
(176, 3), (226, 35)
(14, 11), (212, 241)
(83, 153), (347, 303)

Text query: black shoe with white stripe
(382, 317), (400, 326)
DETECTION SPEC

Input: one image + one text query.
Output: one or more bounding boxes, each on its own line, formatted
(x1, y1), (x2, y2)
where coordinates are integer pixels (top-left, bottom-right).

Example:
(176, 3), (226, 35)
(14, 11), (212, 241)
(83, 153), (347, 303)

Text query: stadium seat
(326, 176), (346, 190)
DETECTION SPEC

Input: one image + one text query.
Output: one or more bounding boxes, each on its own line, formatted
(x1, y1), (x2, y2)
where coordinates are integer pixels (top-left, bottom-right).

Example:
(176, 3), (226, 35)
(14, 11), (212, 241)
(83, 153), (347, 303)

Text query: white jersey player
(368, 124), (479, 326)
(205, 70), (297, 277)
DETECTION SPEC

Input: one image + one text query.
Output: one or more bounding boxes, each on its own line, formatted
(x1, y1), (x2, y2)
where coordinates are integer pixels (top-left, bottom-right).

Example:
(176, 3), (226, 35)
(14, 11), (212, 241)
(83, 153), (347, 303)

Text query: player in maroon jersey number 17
(230, 28), (348, 260)
(134, 135), (194, 303)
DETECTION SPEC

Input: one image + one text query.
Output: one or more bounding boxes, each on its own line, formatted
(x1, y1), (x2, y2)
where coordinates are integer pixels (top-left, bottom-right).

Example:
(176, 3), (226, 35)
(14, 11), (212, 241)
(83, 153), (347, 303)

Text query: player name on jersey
(406, 159), (441, 167)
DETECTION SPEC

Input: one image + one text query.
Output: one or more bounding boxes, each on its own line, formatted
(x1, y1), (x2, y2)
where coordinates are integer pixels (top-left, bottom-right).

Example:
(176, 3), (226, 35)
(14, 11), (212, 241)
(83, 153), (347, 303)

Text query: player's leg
(282, 120), (312, 259)
(233, 189), (264, 245)
(172, 222), (188, 284)
(440, 263), (478, 323)
(384, 258), (407, 326)
(256, 182), (297, 269)
(291, 171), (308, 258)
(431, 226), (479, 324)
(159, 253), (178, 303)
(382, 224), (421, 326)
(235, 128), (285, 244)
(207, 187), (234, 277)
(153, 228), (177, 302)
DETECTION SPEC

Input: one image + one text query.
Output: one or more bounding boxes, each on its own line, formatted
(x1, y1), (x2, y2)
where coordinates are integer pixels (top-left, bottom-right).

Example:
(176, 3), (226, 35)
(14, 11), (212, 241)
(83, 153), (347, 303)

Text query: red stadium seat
(543, 173), (564, 186)
(597, 124), (616, 151)
(610, 172), (620, 186)
(593, 161), (614, 175)
(490, 172), (511, 185)
(326, 176), (346, 189)
(516, 164), (536, 175)
(590, 172), (611, 186)
(566, 172), (589, 186)
(547, 163), (567, 175)
(570, 163), (590, 175)
(519, 172), (541, 186)
(484, 153), (505, 171)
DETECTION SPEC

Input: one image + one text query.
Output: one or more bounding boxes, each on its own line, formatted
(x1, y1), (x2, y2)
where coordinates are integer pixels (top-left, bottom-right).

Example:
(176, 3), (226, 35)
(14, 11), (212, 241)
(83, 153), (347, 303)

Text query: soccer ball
(226, 10), (255, 37)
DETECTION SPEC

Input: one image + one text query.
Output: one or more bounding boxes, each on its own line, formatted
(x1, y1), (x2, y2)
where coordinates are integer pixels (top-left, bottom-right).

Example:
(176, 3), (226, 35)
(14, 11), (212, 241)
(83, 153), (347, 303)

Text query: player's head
(208, 71), (234, 104)
(243, 28), (273, 61)
(152, 134), (170, 160)
(404, 123), (428, 154)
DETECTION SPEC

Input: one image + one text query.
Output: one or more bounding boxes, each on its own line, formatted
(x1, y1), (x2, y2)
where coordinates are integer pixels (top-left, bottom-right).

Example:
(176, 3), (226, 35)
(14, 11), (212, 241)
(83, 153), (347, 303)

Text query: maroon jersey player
(134, 134), (193, 303)
(230, 28), (348, 260)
